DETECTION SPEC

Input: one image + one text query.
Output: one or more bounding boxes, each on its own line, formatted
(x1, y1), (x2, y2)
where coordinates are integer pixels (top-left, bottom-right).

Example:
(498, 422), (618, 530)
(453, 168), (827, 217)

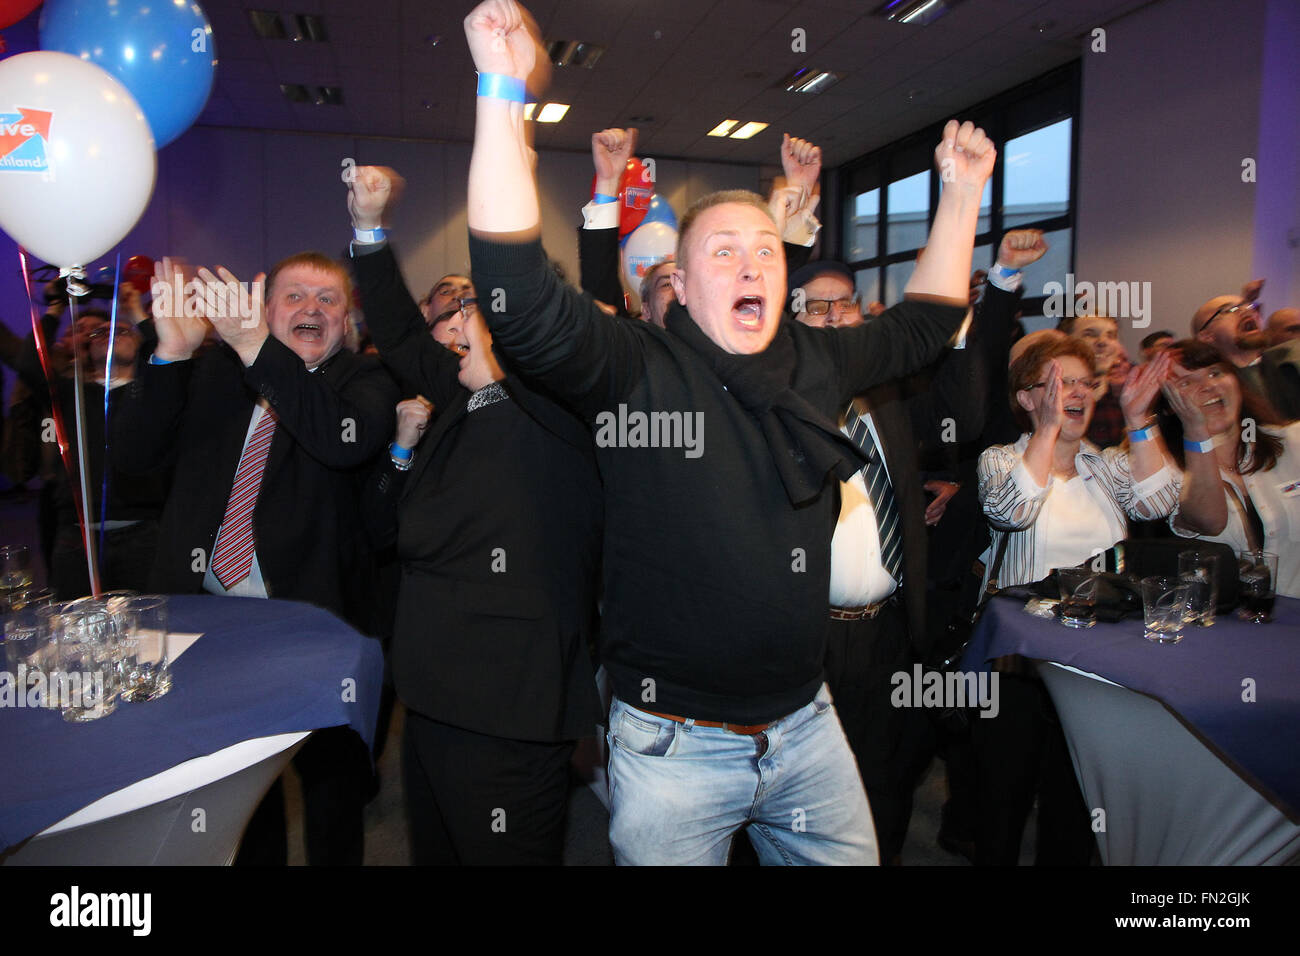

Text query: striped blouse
(977, 433), (1182, 588)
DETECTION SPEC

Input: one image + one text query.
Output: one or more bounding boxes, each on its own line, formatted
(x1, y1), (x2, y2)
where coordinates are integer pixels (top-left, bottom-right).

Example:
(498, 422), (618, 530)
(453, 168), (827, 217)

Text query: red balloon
(0, 0), (41, 31)
(123, 254), (154, 295)
(618, 158), (652, 239)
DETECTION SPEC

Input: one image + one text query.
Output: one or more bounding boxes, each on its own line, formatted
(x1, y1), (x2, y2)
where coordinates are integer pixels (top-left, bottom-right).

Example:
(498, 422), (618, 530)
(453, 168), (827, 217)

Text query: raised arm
(348, 165), (465, 410)
(579, 127), (636, 309)
(1164, 365), (1229, 535)
(905, 121), (996, 304)
(465, 0), (547, 239)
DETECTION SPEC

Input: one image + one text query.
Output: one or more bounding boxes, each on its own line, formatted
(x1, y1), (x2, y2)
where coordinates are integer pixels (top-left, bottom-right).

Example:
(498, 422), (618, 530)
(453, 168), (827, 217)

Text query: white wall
(1074, 0), (1288, 354)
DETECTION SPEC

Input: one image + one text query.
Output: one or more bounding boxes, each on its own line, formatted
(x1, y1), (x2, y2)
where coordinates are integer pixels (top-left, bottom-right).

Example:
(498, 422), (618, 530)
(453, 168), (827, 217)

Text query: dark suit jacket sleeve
(829, 299), (968, 401)
(244, 336), (397, 469)
(578, 224), (626, 310)
(470, 235), (646, 418)
(359, 455), (408, 551)
(973, 282), (1022, 449)
(110, 357), (195, 474)
(783, 240), (813, 275)
(351, 242), (464, 412)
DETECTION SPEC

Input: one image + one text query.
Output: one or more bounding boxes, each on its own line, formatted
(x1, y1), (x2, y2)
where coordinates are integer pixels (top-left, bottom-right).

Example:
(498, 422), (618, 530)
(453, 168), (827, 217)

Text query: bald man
(1192, 293), (1300, 418)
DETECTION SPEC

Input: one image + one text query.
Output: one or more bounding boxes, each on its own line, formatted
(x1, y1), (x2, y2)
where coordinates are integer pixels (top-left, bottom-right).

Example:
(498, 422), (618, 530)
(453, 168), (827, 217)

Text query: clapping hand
(1119, 350), (1171, 428)
(150, 256), (210, 362)
(1161, 359), (1212, 440)
(198, 266), (268, 366)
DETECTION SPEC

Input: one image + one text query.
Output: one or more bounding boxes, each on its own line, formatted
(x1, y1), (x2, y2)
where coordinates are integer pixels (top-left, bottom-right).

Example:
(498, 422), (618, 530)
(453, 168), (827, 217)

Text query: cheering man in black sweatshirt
(460, 0), (995, 865)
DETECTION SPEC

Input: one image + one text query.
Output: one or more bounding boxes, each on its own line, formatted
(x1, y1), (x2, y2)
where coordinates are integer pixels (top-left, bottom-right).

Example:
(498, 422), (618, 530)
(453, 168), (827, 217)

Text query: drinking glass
(1177, 551), (1219, 627)
(120, 596), (171, 702)
(1141, 575), (1190, 644)
(54, 607), (121, 722)
(0, 545), (33, 610)
(1056, 567), (1098, 628)
(1236, 551), (1278, 623)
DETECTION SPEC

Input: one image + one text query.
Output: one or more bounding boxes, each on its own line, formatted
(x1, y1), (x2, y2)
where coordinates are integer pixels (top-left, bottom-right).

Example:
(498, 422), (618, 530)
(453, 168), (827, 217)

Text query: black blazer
(860, 297), (995, 659)
(112, 332), (398, 616)
(353, 242), (602, 743)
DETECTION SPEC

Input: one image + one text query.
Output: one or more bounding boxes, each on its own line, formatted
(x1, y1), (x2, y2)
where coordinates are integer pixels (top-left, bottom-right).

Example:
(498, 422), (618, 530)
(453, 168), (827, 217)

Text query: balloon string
(16, 249), (94, 592)
(99, 253), (121, 564)
(65, 291), (103, 598)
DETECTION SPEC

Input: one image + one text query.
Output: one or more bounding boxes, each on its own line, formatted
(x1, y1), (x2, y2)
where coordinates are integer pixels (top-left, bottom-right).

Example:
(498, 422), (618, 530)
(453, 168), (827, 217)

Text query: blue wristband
(389, 442), (413, 461)
(476, 72), (526, 103)
(353, 226), (386, 244)
(1128, 425), (1156, 443)
(1184, 436), (1214, 454)
(990, 262), (1021, 280)
(593, 193), (618, 204)
(149, 353), (175, 366)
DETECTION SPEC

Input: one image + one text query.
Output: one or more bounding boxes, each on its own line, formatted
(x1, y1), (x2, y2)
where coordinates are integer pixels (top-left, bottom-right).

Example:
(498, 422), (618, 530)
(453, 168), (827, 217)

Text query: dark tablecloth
(0, 596), (382, 850)
(961, 594), (1300, 817)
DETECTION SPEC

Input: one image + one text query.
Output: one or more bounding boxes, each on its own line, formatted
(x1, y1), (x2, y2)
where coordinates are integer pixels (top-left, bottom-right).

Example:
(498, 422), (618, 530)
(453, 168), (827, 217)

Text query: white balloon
(621, 221), (678, 311)
(0, 52), (156, 268)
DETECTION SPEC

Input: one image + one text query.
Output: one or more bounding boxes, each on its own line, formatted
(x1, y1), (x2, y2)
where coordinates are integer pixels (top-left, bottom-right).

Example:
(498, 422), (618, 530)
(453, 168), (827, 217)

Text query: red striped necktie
(210, 407), (278, 589)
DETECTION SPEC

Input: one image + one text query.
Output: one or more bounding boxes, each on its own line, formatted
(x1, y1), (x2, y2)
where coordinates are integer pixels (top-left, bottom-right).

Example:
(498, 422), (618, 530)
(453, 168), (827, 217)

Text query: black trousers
(234, 724), (372, 866)
(402, 709), (575, 866)
(970, 670), (1094, 866)
(823, 602), (935, 863)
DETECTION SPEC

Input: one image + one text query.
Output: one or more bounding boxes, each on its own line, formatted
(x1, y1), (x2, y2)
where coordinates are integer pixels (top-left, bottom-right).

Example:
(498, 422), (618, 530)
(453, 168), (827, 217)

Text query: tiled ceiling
(196, 0), (1156, 165)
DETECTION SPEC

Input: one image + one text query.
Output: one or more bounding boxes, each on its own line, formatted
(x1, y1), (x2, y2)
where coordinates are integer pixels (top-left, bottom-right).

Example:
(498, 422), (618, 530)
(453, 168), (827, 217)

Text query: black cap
(787, 260), (855, 311)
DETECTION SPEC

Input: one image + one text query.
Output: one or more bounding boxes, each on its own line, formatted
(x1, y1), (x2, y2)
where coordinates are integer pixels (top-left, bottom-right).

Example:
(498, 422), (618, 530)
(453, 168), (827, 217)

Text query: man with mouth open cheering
(460, 0), (994, 865)
(112, 252), (399, 865)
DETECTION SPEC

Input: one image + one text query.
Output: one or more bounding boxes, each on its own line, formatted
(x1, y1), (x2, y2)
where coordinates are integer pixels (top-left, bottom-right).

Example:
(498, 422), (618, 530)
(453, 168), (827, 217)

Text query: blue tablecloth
(962, 594), (1300, 819)
(0, 596), (383, 851)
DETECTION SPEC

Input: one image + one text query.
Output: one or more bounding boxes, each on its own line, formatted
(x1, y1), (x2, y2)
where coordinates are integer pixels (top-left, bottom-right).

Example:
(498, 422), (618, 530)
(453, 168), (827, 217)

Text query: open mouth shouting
(1063, 403), (1086, 421)
(732, 295), (765, 331)
(1202, 396), (1225, 411)
(292, 320), (324, 344)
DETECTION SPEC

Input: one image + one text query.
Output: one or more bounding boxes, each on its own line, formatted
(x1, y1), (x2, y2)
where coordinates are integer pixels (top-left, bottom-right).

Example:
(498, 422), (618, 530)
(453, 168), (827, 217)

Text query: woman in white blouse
(971, 336), (1210, 866)
(1166, 340), (1300, 598)
(978, 337), (1202, 588)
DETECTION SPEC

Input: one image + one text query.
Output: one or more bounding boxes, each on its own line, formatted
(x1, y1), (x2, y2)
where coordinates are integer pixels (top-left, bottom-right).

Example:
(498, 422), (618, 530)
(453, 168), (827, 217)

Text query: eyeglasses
(805, 294), (861, 316)
(1196, 300), (1260, 335)
(1025, 376), (1100, 392)
(426, 298), (478, 331)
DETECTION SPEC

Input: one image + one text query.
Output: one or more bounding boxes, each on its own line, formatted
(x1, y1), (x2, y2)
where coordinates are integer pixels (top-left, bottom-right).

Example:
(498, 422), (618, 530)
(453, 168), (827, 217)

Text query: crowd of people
(3, 0), (1298, 866)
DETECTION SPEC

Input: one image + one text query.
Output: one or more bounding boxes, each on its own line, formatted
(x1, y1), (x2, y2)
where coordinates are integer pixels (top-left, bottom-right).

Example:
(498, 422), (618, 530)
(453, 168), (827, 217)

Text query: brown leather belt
(639, 709), (771, 736)
(829, 600), (889, 621)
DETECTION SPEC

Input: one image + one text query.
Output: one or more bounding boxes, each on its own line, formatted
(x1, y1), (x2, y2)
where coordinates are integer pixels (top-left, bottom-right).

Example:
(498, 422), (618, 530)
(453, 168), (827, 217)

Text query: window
(837, 63), (1077, 311)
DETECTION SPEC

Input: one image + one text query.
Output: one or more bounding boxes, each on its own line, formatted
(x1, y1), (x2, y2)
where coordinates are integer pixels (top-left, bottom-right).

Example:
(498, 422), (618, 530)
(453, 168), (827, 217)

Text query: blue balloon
(40, 0), (216, 148)
(640, 194), (678, 230)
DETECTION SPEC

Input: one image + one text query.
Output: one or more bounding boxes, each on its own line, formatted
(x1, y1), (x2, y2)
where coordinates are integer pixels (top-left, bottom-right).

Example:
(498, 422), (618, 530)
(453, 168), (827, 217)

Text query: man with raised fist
(347, 164), (603, 867)
(462, 0), (993, 865)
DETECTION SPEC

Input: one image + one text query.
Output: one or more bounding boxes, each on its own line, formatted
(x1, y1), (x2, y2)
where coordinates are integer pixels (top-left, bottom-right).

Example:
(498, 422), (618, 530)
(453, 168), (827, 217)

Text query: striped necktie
(210, 407), (278, 589)
(843, 400), (903, 583)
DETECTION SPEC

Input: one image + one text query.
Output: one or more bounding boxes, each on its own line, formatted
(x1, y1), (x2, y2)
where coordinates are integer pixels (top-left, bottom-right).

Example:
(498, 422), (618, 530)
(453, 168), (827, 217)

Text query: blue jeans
(606, 683), (878, 865)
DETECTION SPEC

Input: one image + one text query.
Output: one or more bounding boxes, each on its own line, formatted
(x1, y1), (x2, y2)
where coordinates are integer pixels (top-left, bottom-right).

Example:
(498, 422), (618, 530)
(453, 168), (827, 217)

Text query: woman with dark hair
(1164, 339), (1300, 598)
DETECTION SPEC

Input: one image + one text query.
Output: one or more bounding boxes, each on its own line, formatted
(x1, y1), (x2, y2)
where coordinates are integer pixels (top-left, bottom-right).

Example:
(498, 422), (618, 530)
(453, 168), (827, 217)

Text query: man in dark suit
(113, 253), (399, 865)
(789, 257), (989, 862)
(347, 166), (603, 865)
